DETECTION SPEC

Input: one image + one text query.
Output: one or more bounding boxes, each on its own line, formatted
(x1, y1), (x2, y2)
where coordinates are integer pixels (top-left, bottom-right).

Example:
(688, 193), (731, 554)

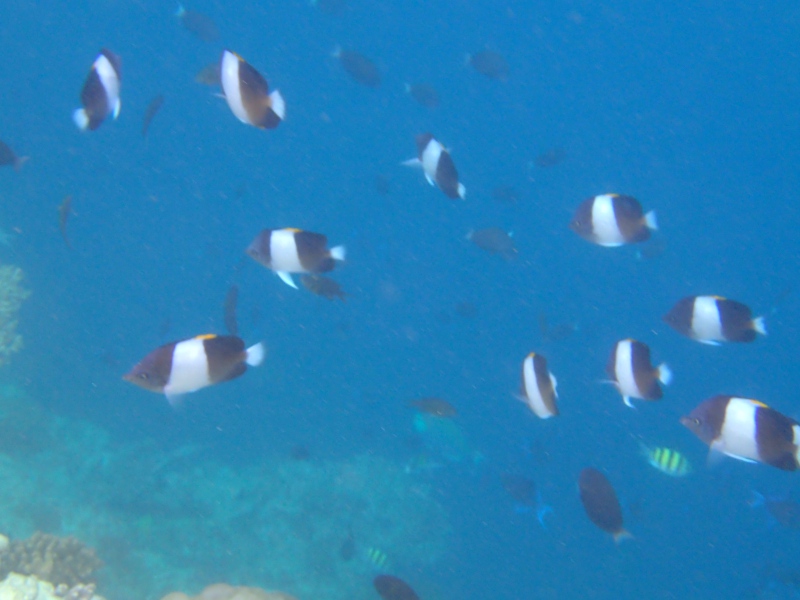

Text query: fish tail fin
(657, 363), (673, 386)
(13, 156), (29, 171)
(458, 183), (466, 200)
(613, 529), (634, 544)
(748, 491), (766, 508)
(329, 245), (346, 262)
(623, 396), (636, 409)
(644, 210), (658, 231)
(401, 157), (422, 168)
(269, 90), (286, 121)
(73, 108), (90, 131)
(752, 316), (767, 336)
(245, 342), (266, 367)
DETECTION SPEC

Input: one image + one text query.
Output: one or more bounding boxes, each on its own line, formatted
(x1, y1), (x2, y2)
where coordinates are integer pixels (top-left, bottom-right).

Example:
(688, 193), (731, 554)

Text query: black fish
(0, 140), (28, 171)
(142, 94), (164, 137)
(373, 575), (419, 600)
(578, 468), (630, 542)
(534, 147), (566, 168)
(194, 62), (221, 86)
(467, 50), (509, 81)
(176, 5), (219, 42)
(300, 274), (346, 301)
(405, 83), (439, 108)
(467, 227), (517, 260)
(224, 284), (239, 335)
(58, 195), (73, 249)
(333, 47), (381, 87)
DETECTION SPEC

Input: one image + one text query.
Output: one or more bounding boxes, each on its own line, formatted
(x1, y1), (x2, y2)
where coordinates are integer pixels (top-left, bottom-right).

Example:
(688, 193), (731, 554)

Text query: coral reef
(161, 583), (299, 600)
(0, 533), (102, 587)
(0, 573), (104, 600)
(0, 265), (29, 366)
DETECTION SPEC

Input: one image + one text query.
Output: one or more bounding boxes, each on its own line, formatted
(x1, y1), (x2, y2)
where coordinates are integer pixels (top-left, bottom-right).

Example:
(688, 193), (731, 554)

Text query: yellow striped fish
(365, 547), (389, 569)
(641, 444), (692, 477)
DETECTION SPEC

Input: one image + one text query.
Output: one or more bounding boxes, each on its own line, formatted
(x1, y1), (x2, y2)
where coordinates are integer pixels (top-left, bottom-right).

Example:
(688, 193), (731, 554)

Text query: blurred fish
(454, 301), (477, 319)
(58, 195), (73, 249)
(73, 49), (121, 131)
(409, 397), (457, 418)
(175, 4), (219, 42)
(373, 575), (419, 600)
(538, 313), (576, 343)
(247, 228), (346, 289)
(571, 194), (657, 247)
(300, 274), (346, 301)
(194, 62), (221, 86)
(682, 395), (800, 471)
(374, 173), (391, 195)
(124, 334), (265, 406)
(640, 444), (691, 477)
(750, 492), (800, 529)
(578, 467), (631, 543)
(403, 133), (466, 200)
(365, 547), (389, 569)
(0, 140), (28, 171)
(141, 94), (164, 137)
(467, 227), (517, 260)
(339, 528), (356, 561)
(413, 412), (484, 466)
(220, 50), (285, 129)
(491, 185), (520, 204)
(404, 82), (439, 108)
(663, 295), (766, 345)
(467, 50), (509, 81)
(333, 46), (381, 87)
(223, 284), (239, 335)
(606, 339), (671, 408)
(311, 0), (347, 15)
(500, 473), (553, 527)
(534, 147), (566, 168)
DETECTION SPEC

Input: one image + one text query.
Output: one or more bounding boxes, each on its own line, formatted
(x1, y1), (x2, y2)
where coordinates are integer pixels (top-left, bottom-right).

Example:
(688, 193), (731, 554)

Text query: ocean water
(0, 0), (798, 599)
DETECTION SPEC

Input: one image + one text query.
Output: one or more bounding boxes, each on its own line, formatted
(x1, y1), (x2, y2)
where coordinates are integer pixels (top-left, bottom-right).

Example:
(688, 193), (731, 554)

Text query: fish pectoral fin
(277, 271), (299, 289)
(424, 173), (435, 186)
(165, 392), (185, 408)
(113, 98), (121, 119)
(698, 339), (722, 346)
(623, 396), (636, 409)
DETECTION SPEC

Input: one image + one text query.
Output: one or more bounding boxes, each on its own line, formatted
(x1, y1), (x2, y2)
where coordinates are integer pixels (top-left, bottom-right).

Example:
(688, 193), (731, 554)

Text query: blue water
(0, 0), (798, 599)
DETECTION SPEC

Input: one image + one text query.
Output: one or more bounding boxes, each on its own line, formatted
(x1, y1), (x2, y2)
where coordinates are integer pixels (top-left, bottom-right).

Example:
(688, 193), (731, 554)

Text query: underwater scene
(0, 1), (798, 599)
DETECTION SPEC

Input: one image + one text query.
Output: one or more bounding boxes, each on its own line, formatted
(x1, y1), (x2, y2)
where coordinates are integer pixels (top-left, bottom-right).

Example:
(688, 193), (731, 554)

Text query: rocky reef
(0, 265), (29, 366)
(0, 532), (102, 587)
(161, 583), (298, 600)
(0, 573), (104, 600)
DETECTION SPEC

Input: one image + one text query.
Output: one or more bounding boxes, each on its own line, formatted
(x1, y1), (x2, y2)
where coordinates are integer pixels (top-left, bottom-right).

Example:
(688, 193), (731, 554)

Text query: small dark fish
(224, 284), (239, 335)
(176, 5), (219, 42)
(454, 301), (477, 319)
(0, 140), (28, 171)
(290, 445), (311, 461)
(312, 0), (347, 15)
(194, 62), (221, 86)
(58, 195), (73, 249)
(333, 47), (381, 87)
(339, 528), (356, 561)
(373, 575), (419, 600)
(538, 313), (576, 343)
(578, 467), (630, 542)
(501, 474), (537, 507)
(534, 147), (567, 168)
(142, 94), (165, 138)
(409, 397), (457, 418)
(751, 492), (800, 529)
(374, 174), (391, 196)
(491, 185), (520, 204)
(467, 227), (517, 260)
(405, 83), (439, 108)
(467, 50), (509, 81)
(300, 274), (346, 301)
